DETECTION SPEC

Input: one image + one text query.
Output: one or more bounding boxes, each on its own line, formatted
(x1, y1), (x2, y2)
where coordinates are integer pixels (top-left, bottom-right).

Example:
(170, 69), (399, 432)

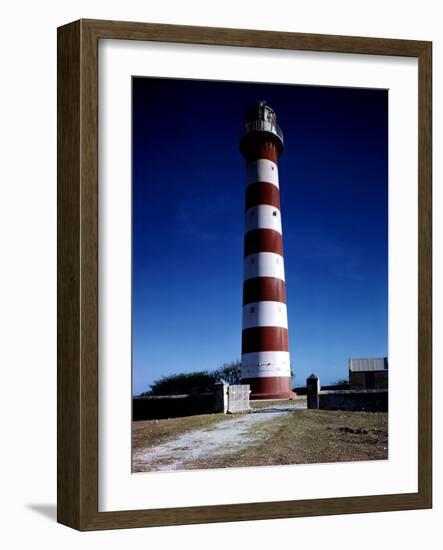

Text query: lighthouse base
(241, 376), (296, 400)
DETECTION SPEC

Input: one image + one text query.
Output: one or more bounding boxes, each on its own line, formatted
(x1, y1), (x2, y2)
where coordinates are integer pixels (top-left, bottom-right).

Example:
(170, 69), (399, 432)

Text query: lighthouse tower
(239, 102), (294, 400)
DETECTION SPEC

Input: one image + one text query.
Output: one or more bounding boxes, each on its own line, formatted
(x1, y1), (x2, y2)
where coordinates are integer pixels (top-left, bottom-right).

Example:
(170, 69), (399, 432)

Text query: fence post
(307, 374), (320, 409)
(213, 380), (229, 413)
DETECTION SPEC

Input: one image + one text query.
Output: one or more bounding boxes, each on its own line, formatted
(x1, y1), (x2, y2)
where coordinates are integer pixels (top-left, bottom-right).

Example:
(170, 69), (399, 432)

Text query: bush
(143, 360), (242, 396)
(149, 371), (216, 395)
(213, 361), (242, 385)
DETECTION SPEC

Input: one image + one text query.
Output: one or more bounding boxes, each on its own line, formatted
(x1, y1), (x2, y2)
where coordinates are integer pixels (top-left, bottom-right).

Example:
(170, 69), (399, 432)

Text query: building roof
(349, 357), (388, 372)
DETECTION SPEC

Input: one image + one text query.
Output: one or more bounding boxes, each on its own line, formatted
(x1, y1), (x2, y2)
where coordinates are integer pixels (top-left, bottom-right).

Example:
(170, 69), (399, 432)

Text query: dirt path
(133, 402), (306, 472)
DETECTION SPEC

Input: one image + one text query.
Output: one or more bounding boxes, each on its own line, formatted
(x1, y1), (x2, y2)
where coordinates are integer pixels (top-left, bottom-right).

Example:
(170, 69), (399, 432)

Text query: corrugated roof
(349, 357), (388, 372)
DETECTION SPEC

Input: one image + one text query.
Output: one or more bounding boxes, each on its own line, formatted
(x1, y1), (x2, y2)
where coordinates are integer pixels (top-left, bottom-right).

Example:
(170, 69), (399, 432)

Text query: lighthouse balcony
(240, 119), (284, 146)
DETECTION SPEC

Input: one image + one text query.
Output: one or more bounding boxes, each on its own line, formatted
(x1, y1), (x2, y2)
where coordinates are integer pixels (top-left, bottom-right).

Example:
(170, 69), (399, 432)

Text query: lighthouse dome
(245, 101), (277, 125)
(240, 101), (284, 157)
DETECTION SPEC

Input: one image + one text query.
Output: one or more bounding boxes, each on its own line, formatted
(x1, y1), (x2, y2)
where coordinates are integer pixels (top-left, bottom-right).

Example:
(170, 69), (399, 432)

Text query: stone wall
(293, 383), (349, 395)
(306, 375), (388, 412)
(133, 393), (215, 421)
(133, 383), (251, 420)
(318, 389), (388, 412)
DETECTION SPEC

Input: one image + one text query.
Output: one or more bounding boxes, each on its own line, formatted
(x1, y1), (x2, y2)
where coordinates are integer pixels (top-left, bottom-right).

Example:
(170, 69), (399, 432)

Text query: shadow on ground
(250, 406), (306, 414)
(26, 504), (57, 522)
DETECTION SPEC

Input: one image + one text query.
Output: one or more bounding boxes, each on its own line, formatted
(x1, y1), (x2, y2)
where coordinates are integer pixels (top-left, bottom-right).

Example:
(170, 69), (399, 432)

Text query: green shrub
(143, 360), (242, 396)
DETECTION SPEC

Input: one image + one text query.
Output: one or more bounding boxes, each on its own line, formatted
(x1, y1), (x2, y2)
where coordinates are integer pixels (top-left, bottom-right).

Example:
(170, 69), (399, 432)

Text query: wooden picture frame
(57, 18), (432, 530)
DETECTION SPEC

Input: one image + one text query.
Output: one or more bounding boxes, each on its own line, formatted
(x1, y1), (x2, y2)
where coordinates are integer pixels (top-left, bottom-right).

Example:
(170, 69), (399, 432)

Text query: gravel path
(133, 401), (306, 472)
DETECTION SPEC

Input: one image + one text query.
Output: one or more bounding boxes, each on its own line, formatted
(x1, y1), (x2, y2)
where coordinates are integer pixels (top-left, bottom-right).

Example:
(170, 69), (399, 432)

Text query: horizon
(132, 77), (388, 396)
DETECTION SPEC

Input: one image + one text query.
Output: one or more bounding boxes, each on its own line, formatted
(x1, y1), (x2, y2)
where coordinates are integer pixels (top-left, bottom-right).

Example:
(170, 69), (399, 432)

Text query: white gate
(227, 384), (250, 413)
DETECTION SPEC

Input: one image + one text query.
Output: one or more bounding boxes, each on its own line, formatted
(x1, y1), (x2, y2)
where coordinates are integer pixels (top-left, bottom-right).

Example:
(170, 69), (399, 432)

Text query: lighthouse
(239, 102), (294, 400)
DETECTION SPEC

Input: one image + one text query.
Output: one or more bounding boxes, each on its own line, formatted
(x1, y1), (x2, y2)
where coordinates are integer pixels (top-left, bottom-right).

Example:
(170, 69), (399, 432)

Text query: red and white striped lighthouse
(240, 102), (294, 400)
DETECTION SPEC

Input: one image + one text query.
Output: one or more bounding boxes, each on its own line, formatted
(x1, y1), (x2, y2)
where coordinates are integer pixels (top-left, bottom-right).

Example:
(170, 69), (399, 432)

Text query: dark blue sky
(132, 77), (388, 395)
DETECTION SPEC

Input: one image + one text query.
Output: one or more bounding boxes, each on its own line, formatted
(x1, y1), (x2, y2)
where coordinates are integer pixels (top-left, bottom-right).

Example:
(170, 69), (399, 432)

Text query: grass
(132, 412), (227, 451)
(186, 409), (388, 469)
(249, 398), (306, 409)
(132, 405), (387, 471)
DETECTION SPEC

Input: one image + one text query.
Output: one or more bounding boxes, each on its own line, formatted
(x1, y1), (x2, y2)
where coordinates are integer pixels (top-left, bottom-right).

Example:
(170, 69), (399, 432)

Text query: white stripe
(243, 252), (285, 281)
(242, 301), (288, 329)
(242, 351), (291, 367)
(246, 159), (279, 188)
(241, 365), (291, 378)
(245, 204), (282, 234)
(241, 351), (291, 378)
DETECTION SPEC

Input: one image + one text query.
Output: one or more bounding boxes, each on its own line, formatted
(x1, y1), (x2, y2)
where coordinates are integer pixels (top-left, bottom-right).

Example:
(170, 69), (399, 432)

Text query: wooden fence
(227, 384), (250, 413)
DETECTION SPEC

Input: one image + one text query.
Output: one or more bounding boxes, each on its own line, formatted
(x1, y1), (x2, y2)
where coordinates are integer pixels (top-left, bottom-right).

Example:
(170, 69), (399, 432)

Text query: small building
(349, 357), (388, 390)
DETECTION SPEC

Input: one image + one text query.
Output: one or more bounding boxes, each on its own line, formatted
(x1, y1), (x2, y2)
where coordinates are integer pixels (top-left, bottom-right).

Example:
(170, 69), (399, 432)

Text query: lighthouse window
(271, 165), (274, 171)
(273, 210), (277, 217)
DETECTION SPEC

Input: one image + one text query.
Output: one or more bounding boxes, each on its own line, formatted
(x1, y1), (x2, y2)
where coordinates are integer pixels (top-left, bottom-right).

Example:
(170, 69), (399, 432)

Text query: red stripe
(241, 376), (294, 399)
(244, 229), (283, 257)
(245, 181), (281, 210)
(244, 140), (280, 163)
(242, 327), (288, 353)
(243, 277), (286, 305)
